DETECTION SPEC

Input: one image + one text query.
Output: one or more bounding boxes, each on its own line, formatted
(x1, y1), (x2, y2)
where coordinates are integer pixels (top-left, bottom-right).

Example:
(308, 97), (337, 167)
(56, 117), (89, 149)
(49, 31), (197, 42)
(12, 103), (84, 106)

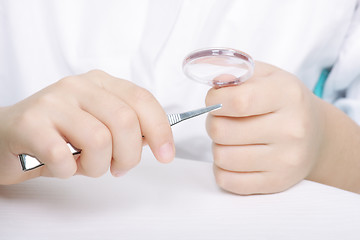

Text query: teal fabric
(313, 68), (331, 98)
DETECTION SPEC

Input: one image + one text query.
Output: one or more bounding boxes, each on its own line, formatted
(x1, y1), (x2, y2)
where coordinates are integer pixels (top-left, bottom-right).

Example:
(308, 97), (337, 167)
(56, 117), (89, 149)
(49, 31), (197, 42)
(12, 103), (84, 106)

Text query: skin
(1, 63), (359, 195)
(0, 70), (175, 185)
(206, 61), (360, 195)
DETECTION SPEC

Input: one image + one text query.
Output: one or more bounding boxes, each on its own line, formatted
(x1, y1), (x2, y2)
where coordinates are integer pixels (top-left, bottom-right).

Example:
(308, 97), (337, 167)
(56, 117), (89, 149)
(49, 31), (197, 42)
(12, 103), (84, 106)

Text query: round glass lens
(183, 48), (254, 87)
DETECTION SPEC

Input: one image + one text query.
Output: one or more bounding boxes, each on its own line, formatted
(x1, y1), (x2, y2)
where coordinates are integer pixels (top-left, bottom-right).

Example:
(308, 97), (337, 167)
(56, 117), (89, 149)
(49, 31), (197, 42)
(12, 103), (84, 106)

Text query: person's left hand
(205, 62), (325, 195)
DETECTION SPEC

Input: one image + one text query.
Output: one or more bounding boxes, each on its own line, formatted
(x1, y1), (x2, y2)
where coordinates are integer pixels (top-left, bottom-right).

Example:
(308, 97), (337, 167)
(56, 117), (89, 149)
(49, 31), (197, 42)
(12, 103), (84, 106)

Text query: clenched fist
(0, 70), (175, 184)
(206, 62), (360, 194)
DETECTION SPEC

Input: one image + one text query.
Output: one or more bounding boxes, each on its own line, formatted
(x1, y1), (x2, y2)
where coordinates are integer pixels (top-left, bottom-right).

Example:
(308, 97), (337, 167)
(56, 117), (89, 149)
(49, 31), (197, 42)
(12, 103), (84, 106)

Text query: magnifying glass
(183, 48), (254, 87)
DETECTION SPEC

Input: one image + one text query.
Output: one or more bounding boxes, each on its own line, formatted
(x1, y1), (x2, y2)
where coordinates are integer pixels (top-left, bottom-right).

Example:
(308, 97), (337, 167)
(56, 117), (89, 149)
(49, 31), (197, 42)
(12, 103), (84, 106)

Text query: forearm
(306, 98), (360, 193)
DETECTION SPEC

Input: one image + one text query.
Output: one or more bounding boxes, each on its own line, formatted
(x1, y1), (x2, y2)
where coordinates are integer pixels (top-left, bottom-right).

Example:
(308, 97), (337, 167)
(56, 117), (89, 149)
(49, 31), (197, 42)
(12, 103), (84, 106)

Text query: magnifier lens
(183, 48), (254, 87)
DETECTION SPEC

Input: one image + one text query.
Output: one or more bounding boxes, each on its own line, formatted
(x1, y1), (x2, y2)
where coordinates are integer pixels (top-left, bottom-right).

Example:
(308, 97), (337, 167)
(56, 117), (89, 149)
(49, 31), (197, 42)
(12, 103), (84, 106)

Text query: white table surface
(1, 148), (359, 240)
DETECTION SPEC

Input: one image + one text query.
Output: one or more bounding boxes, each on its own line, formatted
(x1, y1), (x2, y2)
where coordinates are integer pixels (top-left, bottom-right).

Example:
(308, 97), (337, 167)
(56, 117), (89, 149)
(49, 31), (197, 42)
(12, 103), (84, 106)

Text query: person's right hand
(0, 70), (175, 185)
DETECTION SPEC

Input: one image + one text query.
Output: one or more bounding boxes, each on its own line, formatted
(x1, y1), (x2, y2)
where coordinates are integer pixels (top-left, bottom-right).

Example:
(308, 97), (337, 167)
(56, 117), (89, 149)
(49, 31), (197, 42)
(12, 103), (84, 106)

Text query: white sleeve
(324, 0), (360, 124)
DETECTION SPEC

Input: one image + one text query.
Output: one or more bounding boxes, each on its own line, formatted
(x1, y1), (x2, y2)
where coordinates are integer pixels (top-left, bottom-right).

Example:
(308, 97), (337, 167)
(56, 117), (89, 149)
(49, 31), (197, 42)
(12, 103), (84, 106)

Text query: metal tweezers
(19, 104), (222, 171)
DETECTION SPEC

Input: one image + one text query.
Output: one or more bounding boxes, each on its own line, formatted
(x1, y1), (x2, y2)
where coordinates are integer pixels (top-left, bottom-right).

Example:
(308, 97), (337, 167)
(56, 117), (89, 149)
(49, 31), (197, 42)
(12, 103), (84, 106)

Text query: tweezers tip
(211, 103), (222, 110)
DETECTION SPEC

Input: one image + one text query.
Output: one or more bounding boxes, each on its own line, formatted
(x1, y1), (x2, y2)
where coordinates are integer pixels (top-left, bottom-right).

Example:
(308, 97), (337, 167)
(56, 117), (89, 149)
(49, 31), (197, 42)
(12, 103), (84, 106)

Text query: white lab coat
(1, 0), (359, 161)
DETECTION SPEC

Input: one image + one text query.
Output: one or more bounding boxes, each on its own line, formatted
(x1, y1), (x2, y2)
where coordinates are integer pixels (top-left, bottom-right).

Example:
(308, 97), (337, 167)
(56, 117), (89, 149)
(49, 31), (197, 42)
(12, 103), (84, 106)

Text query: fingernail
(113, 170), (128, 177)
(158, 142), (175, 163)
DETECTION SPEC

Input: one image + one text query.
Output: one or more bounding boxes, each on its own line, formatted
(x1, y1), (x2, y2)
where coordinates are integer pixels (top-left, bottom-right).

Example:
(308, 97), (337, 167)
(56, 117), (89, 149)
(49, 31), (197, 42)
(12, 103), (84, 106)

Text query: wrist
(306, 99), (360, 193)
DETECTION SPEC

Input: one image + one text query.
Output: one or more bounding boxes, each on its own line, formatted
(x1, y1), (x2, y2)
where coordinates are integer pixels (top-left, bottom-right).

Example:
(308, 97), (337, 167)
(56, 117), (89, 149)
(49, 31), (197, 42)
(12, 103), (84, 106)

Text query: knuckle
(87, 69), (106, 77)
(290, 122), (307, 140)
(213, 165), (265, 195)
(116, 157), (141, 171)
(213, 166), (227, 189)
(45, 143), (69, 165)
(57, 75), (79, 88)
(231, 87), (254, 116)
(133, 87), (156, 104)
(283, 118), (308, 141)
(212, 144), (220, 162)
(114, 106), (138, 129)
(34, 93), (59, 108)
(282, 75), (306, 103)
(56, 75), (85, 94)
(214, 171), (250, 195)
(114, 147), (143, 171)
(218, 179), (251, 195)
(78, 158), (110, 179)
(212, 144), (226, 167)
(153, 120), (172, 136)
(145, 120), (172, 148)
(283, 148), (307, 169)
(87, 69), (111, 82)
(90, 126), (112, 149)
(84, 69), (113, 88)
(206, 116), (224, 143)
(288, 87), (304, 105)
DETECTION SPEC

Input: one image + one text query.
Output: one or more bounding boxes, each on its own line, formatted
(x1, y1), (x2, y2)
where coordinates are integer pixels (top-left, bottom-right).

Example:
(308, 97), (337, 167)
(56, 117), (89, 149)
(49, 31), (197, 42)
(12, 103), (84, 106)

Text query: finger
(212, 143), (274, 172)
(53, 105), (113, 178)
(206, 113), (280, 145)
(84, 70), (175, 163)
(206, 62), (298, 117)
(73, 87), (143, 176)
(8, 110), (77, 178)
(0, 151), (41, 184)
(27, 129), (77, 178)
(213, 165), (291, 195)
